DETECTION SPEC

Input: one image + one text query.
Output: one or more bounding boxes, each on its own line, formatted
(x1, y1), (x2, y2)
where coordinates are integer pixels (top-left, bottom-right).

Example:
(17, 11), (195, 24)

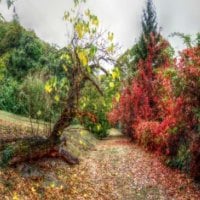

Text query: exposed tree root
(0, 136), (79, 167)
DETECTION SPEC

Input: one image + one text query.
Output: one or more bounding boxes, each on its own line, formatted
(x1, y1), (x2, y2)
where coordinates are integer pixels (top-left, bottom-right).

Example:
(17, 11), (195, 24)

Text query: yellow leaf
(92, 18), (99, 26)
(111, 68), (120, 80)
(13, 192), (19, 200)
(45, 83), (52, 93)
(31, 187), (36, 193)
(96, 124), (101, 131)
(80, 130), (85, 136)
(115, 93), (120, 102)
(109, 82), (115, 88)
(111, 71), (117, 79)
(75, 23), (84, 39)
(54, 95), (60, 102)
(108, 32), (114, 41)
(78, 51), (88, 66)
(50, 182), (55, 188)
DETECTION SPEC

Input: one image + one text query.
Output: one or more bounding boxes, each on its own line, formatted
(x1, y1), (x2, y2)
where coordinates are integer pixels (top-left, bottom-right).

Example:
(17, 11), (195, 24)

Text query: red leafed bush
(108, 86), (135, 137)
(177, 46), (200, 180)
(108, 38), (200, 180)
(108, 37), (175, 140)
(134, 121), (162, 151)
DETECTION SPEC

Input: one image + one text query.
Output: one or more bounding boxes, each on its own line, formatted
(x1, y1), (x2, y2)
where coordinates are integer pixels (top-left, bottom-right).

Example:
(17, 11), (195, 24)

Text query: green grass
(0, 110), (48, 127)
(0, 110), (98, 157)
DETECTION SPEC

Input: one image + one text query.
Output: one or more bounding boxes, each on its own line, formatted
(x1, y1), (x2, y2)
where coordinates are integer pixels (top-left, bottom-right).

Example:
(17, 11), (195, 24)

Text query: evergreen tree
(133, 0), (159, 64)
(142, 0), (158, 39)
(118, 0), (173, 82)
(117, 0), (160, 81)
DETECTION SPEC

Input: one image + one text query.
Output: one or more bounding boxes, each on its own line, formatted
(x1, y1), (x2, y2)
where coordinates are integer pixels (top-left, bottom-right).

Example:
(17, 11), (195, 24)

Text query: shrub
(135, 121), (160, 151)
(108, 36), (200, 180)
(190, 135), (200, 181)
(18, 73), (54, 121)
(166, 144), (190, 171)
(79, 85), (111, 139)
(177, 46), (200, 180)
(0, 77), (20, 113)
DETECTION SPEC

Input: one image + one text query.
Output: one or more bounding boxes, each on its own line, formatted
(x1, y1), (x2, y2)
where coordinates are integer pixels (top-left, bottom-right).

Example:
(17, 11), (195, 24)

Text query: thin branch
(84, 74), (103, 96)
(90, 64), (109, 75)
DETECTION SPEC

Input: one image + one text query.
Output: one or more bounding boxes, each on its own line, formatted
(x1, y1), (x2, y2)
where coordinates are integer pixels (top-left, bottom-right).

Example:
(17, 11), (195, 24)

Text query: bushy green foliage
(132, 0), (159, 65)
(166, 144), (190, 171)
(18, 73), (54, 121)
(7, 30), (43, 79)
(0, 20), (63, 121)
(79, 83), (111, 138)
(0, 20), (62, 80)
(0, 21), (22, 55)
(0, 145), (14, 168)
(0, 77), (20, 113)
(0, 2), (117, 140)
(79, 69), (121, 138)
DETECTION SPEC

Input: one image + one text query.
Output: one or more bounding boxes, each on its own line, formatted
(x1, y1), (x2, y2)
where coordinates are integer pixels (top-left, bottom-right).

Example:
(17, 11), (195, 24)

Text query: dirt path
(61, 130), (200, 200)
(1, 129), (199, 199)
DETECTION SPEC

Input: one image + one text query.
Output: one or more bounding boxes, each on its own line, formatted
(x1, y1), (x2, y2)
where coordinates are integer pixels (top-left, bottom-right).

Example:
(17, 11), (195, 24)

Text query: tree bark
(0, 136), (79, 166)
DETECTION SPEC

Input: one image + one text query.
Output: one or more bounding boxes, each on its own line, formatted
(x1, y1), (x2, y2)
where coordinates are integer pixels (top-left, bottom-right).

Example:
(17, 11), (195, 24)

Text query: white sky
(0, 0), (200, 52)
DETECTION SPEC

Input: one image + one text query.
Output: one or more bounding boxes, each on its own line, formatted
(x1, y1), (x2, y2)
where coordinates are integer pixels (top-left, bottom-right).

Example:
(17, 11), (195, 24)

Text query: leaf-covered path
(1, 128), (200, 199)
(63, 129), (200, 200)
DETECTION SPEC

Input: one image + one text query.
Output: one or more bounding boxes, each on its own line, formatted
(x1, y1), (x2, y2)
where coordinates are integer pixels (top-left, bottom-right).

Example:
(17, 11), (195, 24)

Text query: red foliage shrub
(109, 37), (177, 142)
(108, 86), (135, 137)
(177, 46), (200, 179)
(134, 121), (161, 151)
(108, 38), (200, 180)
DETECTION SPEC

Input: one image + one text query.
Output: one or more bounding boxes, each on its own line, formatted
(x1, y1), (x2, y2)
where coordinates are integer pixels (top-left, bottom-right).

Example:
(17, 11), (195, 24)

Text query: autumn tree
(0, 0), (117, 166)
(109, 0), (173, 137)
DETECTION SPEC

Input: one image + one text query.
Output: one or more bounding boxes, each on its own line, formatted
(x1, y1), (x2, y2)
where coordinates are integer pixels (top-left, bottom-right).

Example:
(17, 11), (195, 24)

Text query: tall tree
(110, 0), (173, 136)
(133, 0), (159, 64)
(117, 0), (159, 81)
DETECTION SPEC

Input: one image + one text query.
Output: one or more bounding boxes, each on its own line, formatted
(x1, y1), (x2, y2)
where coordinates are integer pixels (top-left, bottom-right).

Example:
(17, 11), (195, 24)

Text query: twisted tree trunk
(0, 74), (86, 166)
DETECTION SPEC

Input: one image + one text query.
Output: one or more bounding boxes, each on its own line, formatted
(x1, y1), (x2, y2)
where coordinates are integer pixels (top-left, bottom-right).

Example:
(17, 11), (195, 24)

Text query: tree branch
(84, 74), (103, 96)
(90, 64), (109, 75)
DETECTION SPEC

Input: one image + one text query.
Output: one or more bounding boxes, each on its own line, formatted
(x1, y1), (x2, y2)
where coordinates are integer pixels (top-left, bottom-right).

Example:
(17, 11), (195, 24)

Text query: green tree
(118, 0), (173, 82)
(117, 0), (160, 81)
(0, 18), (64, 118)
(0, 21), (22, 55)
(8, 30), (43, 79)
(133, 0), (159, 64)
(79, 67), (121, 138)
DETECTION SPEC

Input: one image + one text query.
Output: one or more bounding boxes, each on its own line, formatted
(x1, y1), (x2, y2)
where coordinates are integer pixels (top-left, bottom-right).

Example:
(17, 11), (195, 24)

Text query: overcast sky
(0, 0), (200, 52)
